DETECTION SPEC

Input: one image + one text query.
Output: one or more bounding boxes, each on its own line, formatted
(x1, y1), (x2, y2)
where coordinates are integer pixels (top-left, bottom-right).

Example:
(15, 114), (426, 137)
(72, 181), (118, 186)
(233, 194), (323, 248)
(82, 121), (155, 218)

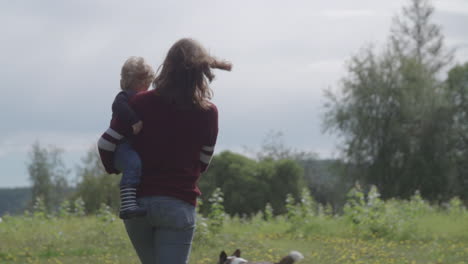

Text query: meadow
(1, 187), (467, 264)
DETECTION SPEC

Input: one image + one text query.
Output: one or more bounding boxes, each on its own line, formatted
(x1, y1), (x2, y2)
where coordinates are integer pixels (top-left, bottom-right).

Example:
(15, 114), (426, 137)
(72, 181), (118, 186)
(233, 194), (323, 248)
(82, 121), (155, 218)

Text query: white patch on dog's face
(228, 256), (248, 264)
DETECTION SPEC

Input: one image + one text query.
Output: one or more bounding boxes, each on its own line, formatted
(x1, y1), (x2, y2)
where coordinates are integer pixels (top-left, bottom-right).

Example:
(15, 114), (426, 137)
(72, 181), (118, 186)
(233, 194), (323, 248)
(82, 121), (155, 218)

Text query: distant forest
(0, 187), (31, 215)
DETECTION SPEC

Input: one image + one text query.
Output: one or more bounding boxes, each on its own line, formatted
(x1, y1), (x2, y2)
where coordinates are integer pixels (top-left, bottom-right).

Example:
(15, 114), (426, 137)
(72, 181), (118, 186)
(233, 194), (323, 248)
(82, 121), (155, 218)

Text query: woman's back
(131, 90), (218, 205)
(121, 38), (231, 264)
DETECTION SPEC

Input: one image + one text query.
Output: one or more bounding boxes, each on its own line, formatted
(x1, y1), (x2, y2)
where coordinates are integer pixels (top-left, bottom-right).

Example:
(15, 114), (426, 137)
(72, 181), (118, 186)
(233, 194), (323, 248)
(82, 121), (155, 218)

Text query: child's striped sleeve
(97, 127), (124, 174)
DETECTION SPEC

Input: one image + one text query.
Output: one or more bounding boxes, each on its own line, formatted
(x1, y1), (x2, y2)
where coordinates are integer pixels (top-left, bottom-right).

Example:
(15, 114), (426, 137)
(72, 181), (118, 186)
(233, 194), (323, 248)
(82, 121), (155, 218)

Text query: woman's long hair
(153, 38), (232, 110)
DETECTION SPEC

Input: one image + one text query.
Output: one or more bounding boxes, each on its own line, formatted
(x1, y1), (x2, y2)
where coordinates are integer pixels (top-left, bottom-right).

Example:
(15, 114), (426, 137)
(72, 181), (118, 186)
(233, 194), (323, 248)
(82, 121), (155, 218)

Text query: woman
(123, 38), (232, 264)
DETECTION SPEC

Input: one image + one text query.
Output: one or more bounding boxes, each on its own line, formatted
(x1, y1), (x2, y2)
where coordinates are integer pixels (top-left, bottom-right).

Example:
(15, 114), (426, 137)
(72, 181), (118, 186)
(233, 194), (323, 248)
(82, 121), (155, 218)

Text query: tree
(446, 63), (468, 200)
(27, 142), (69, 211)
(267, 159), (305, 214)
(390, 0), (453, 74)
(324, 47), (408, 198)
(323, 0), (455, 201)
(198, 151), (304, 216)
(255, 130), (346, 210)
(199, 151), (268, 216)
(74, 146), (120, 214)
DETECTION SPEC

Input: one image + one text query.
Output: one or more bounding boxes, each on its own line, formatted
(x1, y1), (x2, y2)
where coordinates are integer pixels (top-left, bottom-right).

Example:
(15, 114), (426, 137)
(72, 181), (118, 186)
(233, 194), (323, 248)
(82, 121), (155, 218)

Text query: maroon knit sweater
(98, 90), (218, 206)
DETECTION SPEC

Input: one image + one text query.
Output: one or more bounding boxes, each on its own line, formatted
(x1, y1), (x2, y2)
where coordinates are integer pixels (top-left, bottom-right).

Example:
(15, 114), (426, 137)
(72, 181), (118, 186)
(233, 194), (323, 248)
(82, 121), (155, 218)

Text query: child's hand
(132, 121), (143, 135)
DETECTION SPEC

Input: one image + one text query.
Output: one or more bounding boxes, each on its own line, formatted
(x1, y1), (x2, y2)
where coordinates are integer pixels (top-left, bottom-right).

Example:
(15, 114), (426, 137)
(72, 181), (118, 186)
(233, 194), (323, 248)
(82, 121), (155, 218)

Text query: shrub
(207, 188), (225, 234)
(343, 185), (406, 238)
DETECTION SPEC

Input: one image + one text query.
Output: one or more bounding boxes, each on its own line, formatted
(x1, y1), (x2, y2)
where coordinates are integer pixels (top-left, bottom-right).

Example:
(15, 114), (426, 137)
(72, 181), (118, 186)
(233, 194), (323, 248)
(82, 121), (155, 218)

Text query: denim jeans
(124, 196), (196, 264)
(114, 141), (141, 187)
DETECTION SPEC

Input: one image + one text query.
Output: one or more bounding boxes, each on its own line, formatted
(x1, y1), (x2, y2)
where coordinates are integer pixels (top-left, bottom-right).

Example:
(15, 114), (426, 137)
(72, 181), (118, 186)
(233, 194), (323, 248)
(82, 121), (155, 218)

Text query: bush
(207, 188), (225, 234)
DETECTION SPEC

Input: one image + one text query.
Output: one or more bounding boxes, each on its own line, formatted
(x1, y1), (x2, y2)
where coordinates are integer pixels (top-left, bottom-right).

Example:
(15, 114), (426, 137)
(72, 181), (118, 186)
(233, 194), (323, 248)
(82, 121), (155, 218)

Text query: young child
(98, 56), (156, 219)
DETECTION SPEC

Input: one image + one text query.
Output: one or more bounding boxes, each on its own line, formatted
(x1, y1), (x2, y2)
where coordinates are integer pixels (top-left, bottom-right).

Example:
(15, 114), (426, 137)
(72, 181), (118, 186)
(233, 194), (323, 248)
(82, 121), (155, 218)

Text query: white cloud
(301, 59), (346, 74)
(320, 9), (377, 18)
(434, 0), (468, 15)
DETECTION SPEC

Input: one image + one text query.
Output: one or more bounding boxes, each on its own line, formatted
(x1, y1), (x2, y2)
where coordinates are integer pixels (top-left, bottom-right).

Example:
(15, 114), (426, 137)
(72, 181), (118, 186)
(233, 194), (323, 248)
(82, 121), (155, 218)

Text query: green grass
(1, 213), (467, 264)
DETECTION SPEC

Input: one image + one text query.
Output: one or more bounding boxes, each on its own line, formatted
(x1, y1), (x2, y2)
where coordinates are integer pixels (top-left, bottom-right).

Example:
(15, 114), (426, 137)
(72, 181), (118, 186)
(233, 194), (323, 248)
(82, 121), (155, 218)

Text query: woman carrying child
(100, 38), (232, 264)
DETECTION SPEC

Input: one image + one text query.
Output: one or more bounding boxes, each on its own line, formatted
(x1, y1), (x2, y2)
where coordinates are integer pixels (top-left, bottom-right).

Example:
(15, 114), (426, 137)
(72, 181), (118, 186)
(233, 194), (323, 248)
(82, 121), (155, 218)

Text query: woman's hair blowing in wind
(153, 38), (232, 109)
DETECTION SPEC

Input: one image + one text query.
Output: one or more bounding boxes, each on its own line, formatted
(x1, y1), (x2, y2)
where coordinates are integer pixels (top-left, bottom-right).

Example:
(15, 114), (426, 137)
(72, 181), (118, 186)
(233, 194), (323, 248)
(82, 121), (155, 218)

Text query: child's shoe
(119, 185), (146, 219)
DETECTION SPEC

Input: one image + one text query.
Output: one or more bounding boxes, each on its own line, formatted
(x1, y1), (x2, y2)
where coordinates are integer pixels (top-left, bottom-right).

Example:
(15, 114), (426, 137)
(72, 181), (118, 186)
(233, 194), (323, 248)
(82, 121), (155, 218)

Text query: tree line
(24, 139), (314, 216)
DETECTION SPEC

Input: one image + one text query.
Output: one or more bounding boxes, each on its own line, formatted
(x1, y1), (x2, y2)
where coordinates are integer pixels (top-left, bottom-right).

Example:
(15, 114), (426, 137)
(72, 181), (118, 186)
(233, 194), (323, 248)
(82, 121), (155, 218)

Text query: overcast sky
(1, 0), (467, 187)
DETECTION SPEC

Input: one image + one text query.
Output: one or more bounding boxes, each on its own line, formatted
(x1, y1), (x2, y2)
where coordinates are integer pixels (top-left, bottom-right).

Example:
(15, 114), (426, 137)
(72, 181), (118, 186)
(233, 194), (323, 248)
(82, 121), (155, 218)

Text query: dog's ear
(233, 249), (241, 258)
(219, 251), (228, 264)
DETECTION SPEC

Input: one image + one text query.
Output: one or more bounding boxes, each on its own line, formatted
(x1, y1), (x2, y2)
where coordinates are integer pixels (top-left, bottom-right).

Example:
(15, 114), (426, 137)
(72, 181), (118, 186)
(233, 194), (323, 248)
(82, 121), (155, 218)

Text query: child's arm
(97, 125), (124, 174)
(112, 92), (141, 134)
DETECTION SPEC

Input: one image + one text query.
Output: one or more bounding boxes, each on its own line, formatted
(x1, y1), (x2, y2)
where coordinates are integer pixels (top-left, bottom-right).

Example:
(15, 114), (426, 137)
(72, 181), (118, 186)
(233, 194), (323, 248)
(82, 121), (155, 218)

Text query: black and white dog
(218, 249), (303, 264)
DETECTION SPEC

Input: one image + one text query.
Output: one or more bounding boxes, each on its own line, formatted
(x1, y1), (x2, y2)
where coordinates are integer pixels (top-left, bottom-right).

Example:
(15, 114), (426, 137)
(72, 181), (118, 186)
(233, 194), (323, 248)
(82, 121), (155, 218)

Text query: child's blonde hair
(120, 56), (156, 91)
(153, 38), (232, 109)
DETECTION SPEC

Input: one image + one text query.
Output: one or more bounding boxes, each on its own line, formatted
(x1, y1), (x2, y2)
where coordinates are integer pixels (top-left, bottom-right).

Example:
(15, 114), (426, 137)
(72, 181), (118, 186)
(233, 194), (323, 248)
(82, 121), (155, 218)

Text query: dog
(218, 249), (304, 264)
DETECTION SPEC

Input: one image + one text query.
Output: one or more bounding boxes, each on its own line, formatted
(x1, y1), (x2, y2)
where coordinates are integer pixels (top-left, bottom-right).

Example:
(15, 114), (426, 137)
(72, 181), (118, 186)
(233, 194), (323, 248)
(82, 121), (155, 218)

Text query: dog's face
(219, 249), (247, 264)
(219, 249), (303, 264)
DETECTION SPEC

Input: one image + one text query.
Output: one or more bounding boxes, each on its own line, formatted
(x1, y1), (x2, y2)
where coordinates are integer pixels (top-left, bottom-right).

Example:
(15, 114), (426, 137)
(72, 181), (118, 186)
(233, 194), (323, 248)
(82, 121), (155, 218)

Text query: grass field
(1, 188), (467, 264)
(1, 211), (467, 264)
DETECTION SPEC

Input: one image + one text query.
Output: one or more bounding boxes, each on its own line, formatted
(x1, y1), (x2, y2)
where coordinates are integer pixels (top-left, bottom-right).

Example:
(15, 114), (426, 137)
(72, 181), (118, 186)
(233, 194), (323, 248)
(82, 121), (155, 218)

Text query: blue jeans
(124, 196), (196, 264)
(114, 141), (141, 187)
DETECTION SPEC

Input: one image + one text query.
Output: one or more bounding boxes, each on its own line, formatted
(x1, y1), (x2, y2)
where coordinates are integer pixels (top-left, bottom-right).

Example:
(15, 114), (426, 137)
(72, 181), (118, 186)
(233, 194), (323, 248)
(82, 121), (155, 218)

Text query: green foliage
(403, 190), (434, 217)
(193, 200), (210, 244)
(269, 159), (305, 214)
(199, 151), (261, 216)
(73, 197), (86, 217)
(299, 159), (350, 212)
(27, 142), (70, 212)
(32, 197), (48, 219)
(340, 185), (468, 241)
(96, 203), (116, 223)
(299, 188), (316, 218)
(343, 185), (397, 238)
(74, 147), (120, 214)
(447, 197), (466, 215)
(264, 203), (274, 221)
(285, 189), (317, 222)
(255, 131), (345, 211)
(285, 194), (298, 221)
(57, 200), (71, 218)
(323, 0), (459, 202)
(199, 151), (304, 216)
(446, 62), (468, 200)
(284, 189), (320, 235)
(207, 188), (225, 234)
(1, 191), (468, 264)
